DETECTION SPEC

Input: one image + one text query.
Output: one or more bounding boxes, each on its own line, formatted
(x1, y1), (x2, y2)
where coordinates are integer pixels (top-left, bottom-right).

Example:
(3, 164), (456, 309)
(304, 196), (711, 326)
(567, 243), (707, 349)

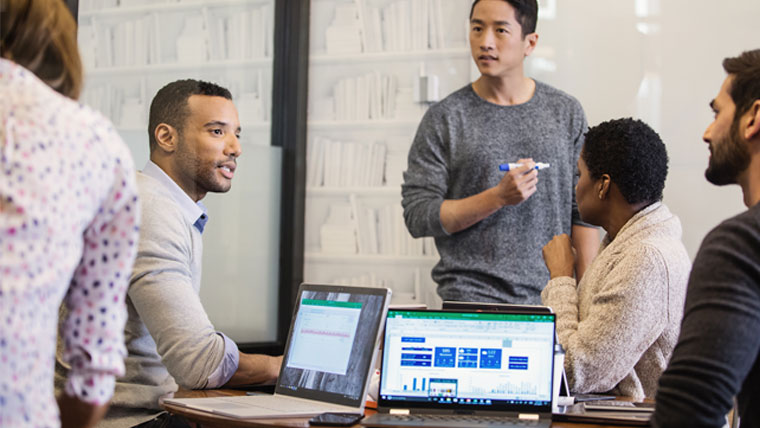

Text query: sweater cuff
(205, 333), (240, 388)
(541, 276), (578, 308)
(429, 198), (450, 236)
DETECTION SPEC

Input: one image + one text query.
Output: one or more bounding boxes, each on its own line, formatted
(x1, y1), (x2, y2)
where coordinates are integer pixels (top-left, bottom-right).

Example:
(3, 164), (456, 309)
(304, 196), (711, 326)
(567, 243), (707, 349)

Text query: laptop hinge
(389, 409), (410, 415)
(518, 413), (540, 420)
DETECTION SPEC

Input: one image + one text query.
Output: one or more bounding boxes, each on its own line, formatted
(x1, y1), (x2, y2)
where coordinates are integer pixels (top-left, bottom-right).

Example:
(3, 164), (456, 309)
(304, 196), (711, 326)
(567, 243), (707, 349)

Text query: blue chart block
(413, 378), (417, 390)
(401, 360), (432, 367)
(434, 347), (456, 367)
(457, 347), (479, 368)
(479, 348), (502, 369)
(423, 378), (426, 391)
(402, 337), (426, 343)
(457, 360), (477, 368)
(401, 353), (432, 360)
(508, 356), (529, 370)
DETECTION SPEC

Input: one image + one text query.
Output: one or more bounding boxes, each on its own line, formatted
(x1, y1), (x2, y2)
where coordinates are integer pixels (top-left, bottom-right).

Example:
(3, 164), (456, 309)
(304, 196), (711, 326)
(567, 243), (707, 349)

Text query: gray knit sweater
(100, 172), (227, 427)
(402, 82), (587, 303)
(541, 202), (691, 400)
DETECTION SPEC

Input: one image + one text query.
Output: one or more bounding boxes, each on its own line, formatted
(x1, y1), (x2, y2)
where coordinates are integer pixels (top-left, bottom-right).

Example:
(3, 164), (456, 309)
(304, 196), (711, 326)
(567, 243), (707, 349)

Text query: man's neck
(149, 156), (206, 203)
(472, 73), (535, 106)
(740, 152), (760, 207)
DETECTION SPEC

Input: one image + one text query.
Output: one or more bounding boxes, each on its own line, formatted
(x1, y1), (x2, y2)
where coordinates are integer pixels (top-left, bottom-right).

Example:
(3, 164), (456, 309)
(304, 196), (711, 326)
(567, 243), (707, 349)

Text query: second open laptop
(164, 283), (391, 419)
(441, 300), (553, 314)
(363, 308), (556, 428)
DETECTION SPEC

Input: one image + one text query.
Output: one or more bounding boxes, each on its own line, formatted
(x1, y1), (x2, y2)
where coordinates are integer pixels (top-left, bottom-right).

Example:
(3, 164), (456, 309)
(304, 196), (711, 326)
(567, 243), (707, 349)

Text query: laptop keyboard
(224, 395), (338, 412)
(364, 413), (547, 428)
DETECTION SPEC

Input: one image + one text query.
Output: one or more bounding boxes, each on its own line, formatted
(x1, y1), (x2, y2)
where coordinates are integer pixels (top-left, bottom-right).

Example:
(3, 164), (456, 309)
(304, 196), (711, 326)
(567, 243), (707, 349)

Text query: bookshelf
(304, 0), (473, 306)
(78, 0), (273, 136)
(309, 47), (470, 65)
(78, 0), (271, 17)
(76, 0), (279, 343)
(85, 58), (273, 77)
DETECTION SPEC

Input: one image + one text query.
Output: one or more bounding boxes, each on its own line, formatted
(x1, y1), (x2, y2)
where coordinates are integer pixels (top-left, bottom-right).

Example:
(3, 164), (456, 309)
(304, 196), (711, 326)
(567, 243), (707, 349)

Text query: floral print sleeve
(61, 151), (140, 405)
(0, 58), (140, 427)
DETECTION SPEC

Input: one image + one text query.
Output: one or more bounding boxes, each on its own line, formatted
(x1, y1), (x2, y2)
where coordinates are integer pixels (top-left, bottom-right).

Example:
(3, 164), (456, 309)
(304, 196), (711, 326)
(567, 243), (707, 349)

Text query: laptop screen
(379, 310), (555, 412)
(276, 284), (391, 407)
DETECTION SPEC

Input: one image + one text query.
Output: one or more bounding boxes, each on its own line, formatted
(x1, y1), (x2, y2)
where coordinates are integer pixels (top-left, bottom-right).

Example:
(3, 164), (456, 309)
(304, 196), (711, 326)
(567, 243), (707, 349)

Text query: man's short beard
(705, 117), (750, 185)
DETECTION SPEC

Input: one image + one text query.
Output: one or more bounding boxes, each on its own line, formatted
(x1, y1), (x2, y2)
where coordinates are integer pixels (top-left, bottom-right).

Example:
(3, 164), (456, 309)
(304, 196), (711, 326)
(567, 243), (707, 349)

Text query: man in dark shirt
(651, 49), (760, 428)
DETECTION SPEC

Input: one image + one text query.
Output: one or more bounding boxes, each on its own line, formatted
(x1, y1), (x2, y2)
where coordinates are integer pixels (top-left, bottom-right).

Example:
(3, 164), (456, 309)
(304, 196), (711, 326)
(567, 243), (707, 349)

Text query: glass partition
(77, 0), (279, 342)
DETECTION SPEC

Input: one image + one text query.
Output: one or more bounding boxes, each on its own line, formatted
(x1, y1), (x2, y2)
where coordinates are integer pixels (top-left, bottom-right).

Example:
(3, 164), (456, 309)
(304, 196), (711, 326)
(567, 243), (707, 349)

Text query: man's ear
(598, 174), (611, 200)
(154, 123), (178, 153)
(745, 100), (760, 142)
(523, 32), (538, 57)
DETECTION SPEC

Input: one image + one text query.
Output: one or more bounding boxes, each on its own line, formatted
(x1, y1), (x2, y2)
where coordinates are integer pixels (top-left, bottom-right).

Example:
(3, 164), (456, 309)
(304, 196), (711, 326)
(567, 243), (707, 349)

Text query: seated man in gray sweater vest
(58, 79), (282, 428)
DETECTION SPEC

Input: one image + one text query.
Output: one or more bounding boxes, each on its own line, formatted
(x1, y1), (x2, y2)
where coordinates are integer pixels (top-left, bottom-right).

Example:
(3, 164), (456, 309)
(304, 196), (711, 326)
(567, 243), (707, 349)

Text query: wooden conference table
(162, 389), (645, 428)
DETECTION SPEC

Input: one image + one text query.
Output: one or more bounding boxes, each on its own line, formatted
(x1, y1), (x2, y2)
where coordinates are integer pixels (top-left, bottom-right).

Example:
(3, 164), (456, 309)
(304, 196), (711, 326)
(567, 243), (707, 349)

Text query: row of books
(333, 72), (398, 121)
(79, 15), (159, 69)
(319, 197), (439, 258)
(306, 135), (409, 188)
(79, 6), (272, 69)
(324, 0), (449, 54)
(208, 6), (273, 61)
(82, 75), (269, 130)
(79, 0), (178, 11)
(359, 0), (448, 53)
(79, 0), (268, 12)
(307, 137), (387, 188)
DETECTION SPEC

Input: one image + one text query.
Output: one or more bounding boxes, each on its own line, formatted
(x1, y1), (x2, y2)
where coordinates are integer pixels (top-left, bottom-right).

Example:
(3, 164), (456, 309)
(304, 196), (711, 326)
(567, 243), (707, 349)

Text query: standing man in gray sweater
(101, 80), (281, 427)
(402, 0), (598, 303)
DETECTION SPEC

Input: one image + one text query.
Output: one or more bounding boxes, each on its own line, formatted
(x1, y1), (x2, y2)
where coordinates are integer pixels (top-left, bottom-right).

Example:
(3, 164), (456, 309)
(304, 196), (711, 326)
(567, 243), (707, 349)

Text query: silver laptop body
(164, 283), (391, 419)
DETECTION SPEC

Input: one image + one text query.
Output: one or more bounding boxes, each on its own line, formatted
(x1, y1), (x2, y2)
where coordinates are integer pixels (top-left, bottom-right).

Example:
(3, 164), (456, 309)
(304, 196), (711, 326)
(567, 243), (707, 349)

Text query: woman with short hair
(541, 118), (690, 400)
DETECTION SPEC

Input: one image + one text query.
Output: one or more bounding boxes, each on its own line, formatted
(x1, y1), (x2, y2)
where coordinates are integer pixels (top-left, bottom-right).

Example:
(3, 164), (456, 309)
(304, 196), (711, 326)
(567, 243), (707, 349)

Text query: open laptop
(363, 309), (556, 428)
(441, 300), (552, 314)
(441, 301), (615, 406)
(164, 283), (391, 419)
(439, 303), (650, 425)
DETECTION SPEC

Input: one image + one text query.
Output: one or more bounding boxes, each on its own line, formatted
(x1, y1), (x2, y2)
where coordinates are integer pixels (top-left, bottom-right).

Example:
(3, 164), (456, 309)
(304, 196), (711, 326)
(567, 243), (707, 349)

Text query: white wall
(526, 0), (759, 257)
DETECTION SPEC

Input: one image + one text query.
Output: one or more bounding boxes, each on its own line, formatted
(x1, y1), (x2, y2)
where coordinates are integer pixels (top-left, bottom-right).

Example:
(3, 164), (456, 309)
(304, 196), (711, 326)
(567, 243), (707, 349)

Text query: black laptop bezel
(274, 283), (391, 407)
(441, 300), (553, 314)
(377, 308), (556, 414)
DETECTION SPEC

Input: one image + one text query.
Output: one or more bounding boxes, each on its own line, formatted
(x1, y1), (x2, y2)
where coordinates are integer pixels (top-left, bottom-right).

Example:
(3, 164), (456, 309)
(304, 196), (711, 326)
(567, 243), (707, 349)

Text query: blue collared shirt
(141, 161), (240, 387)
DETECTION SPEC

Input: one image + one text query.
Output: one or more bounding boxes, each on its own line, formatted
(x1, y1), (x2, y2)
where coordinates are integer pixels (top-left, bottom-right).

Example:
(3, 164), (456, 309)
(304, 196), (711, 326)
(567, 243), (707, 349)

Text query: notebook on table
(363, 309), (556, 428)
(553, 400), (653, 426)
(164, 283), (391, 419)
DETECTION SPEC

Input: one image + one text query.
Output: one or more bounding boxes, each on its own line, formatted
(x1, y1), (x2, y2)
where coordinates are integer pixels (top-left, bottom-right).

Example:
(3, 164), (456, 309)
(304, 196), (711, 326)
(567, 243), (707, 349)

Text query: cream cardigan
(541, 202), (690, 400)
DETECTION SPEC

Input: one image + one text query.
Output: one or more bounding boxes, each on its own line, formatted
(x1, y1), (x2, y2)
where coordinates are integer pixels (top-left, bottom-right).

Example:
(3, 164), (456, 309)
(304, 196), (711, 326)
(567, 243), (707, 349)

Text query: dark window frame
(239, 0), (310, 355)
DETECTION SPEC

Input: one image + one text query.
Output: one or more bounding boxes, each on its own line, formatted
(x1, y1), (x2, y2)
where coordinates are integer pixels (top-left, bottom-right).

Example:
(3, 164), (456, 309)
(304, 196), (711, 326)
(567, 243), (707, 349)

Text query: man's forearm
(571, 224), (599, 280)
(224, 353), (283, 387)
(440, 187), (504, 234)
